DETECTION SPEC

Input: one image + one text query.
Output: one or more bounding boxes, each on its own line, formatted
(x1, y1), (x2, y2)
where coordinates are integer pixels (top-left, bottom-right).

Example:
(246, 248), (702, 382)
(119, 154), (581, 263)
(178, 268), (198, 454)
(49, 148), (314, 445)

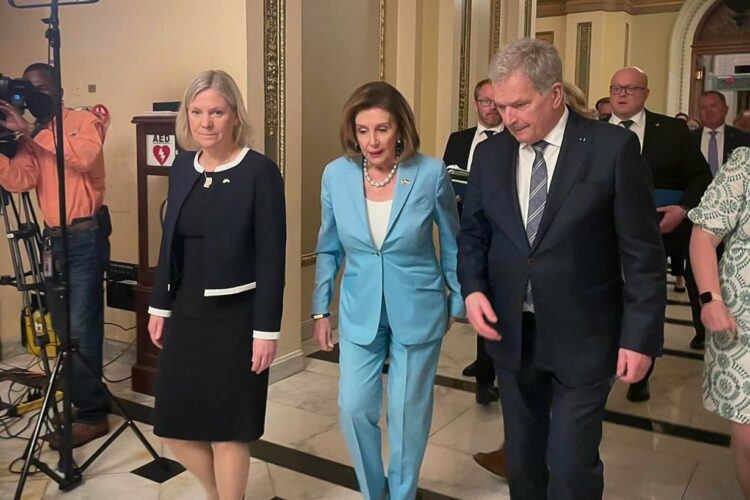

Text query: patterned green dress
(688, 147), (750, 424)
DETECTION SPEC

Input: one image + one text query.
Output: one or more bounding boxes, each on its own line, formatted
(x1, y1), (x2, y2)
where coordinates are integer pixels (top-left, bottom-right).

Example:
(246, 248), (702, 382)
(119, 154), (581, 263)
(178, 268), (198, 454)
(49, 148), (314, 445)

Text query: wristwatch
(699, 291), (723, 306)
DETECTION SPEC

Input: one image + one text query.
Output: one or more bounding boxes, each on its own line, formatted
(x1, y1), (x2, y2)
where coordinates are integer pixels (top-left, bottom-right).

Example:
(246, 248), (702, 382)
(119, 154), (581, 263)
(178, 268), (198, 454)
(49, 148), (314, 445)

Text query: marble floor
(0, 285), (744, 499)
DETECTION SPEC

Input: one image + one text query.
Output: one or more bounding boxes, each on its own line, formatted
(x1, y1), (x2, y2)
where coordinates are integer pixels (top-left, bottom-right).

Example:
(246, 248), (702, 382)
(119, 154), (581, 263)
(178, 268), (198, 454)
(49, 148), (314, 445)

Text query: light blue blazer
(312, 153), (465, 346)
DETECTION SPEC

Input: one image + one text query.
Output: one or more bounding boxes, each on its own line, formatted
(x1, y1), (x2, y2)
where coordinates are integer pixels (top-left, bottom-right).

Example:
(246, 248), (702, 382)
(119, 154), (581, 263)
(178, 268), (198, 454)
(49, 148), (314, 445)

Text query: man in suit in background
(443, 78), (504, 406)
(608, 67), (711, 399)
(693, 91), (750, 176)
(595, 97), (612, 120)
(459, 39), (665, 500)
(735, 110), (750, 132)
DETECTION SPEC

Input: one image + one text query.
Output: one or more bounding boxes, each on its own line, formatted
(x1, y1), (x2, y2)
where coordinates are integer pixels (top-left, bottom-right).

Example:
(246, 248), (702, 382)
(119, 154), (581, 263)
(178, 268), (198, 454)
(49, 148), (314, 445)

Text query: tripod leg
(71, 348), (161, 460)
(14, 353), (67, 500)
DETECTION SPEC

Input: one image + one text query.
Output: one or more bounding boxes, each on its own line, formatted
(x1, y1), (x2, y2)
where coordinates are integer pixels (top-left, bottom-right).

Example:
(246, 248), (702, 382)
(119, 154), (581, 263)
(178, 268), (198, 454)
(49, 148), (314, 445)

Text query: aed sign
(146, 134), (177, 166)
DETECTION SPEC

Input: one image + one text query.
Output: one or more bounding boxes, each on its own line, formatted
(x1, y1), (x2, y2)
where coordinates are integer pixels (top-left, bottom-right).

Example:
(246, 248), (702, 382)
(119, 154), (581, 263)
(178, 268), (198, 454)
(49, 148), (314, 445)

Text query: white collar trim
(194, 147), (250, 173)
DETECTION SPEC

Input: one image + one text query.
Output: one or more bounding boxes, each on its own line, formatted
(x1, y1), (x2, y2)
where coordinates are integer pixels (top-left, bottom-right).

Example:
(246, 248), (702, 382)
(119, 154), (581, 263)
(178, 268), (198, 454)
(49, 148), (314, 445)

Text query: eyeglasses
(609, 86), (647, 96)
(476, 98), (496, 108)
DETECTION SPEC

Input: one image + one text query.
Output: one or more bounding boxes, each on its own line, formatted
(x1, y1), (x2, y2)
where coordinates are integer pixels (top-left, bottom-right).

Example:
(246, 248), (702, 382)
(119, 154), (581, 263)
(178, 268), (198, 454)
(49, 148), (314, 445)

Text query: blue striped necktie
(524, 140), (549, 310)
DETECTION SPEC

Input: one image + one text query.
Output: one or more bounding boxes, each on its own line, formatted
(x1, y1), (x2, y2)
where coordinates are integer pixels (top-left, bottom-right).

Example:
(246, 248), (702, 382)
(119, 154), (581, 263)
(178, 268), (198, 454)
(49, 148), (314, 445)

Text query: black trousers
(494, 313), (613, 500)
(475, 334), (496, 386)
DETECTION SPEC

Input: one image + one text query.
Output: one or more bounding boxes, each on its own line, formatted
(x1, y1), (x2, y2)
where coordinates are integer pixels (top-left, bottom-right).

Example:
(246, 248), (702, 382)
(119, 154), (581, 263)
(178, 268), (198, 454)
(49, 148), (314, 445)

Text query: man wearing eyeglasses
(608, 67), (711, 402)
(443, 79), (505, 403)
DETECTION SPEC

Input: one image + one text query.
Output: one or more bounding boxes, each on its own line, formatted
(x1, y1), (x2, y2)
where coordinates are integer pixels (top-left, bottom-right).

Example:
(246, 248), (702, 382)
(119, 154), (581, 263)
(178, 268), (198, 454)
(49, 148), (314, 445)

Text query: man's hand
(465, 292), (501, 341)
(0, 101), (34, 135)
(657, 205), (686, 234)
(616, 348), (652, 384)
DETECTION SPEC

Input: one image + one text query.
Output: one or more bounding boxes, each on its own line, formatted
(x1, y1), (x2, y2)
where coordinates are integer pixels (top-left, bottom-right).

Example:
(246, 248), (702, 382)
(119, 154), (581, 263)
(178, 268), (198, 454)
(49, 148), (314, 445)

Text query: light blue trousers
(338, 302), (443, 500)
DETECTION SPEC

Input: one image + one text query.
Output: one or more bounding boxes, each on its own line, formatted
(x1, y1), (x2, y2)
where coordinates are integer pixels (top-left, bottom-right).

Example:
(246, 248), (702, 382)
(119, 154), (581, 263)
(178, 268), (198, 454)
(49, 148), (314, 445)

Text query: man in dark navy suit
(459, 40), (665, 500)
(443, 78), (504, 407)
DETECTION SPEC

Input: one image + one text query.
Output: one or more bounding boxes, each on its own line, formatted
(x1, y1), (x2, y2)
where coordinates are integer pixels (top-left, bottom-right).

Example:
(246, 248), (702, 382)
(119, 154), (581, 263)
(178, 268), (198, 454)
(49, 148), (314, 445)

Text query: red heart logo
(153, 145), (171, 166)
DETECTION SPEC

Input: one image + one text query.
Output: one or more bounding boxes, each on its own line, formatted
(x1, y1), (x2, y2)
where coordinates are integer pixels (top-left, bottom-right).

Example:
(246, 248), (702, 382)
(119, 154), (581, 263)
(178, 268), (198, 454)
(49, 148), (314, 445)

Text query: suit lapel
(489, 133), (529, 253)
(385, 156), (419, 239)
(531, 111), (589, 252)
(641, 109), (658, 158)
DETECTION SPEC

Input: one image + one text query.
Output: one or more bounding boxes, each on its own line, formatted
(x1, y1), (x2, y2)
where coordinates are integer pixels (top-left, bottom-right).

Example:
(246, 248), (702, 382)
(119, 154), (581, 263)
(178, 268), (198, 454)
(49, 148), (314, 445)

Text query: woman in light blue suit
(311, 82), (464, 500)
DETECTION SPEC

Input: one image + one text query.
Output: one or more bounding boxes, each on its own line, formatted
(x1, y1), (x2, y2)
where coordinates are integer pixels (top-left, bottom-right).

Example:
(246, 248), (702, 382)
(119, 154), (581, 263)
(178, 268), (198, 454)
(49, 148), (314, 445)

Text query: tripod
(5, 1), (183, 498)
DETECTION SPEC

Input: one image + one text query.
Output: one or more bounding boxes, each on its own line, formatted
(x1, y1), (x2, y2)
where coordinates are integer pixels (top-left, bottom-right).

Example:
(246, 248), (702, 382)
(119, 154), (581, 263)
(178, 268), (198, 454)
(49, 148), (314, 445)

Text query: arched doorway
(688, 1), (750, 118)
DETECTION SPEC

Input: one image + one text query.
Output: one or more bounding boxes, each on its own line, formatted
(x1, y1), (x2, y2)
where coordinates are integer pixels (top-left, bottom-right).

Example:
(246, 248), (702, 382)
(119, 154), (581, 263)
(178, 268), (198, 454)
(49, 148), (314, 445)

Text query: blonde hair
(563, 81), (597, 119)
(175, 70), (252, 151)
(340, 81), (420, 161)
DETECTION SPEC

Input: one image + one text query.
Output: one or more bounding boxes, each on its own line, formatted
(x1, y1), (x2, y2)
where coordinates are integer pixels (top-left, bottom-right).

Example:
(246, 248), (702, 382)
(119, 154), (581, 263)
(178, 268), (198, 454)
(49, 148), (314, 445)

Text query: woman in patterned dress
(689, 146), (750, 498)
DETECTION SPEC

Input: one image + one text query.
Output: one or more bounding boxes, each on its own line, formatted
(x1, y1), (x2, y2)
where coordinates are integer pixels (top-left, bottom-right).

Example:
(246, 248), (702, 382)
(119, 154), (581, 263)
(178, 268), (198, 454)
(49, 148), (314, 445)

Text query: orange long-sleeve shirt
(0, 108), (106, 227)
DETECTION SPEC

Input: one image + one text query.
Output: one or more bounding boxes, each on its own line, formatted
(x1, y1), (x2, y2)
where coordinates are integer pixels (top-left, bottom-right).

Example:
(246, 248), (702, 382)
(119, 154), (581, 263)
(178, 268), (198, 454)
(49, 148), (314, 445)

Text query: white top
(700, 123), (726, 169)
(366, 199), (392, 250)
(467, 123), (506, 171)
(609, 108), (646, 152)
(517, 106), (569, 227)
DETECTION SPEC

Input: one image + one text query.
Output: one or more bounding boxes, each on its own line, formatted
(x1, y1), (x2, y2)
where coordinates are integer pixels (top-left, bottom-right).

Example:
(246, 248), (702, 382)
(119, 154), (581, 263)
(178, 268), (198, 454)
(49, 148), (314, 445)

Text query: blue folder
(654, 189), (683, 208)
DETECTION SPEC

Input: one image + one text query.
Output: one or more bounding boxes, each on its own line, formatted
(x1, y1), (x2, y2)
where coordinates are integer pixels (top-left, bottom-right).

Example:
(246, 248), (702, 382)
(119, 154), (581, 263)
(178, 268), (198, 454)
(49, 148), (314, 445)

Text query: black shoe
(690, 335), (705, 350)
(626, 381), (650, 402)
(462, 361), (477, 377)
(476, 385), (499, 405)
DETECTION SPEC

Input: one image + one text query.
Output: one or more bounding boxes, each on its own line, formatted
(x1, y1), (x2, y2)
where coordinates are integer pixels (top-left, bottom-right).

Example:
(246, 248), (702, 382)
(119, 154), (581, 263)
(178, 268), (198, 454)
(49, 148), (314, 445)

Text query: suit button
(528, 258), (535, 265)
(376, 251), (381, 256)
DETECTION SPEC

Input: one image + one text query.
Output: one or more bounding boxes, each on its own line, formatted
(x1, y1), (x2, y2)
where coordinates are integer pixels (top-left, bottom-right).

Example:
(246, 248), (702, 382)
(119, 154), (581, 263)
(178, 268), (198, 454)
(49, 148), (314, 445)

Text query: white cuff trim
(253, 330), (280, 340)
(148, 307), (172, 318)
(204, 281), (256, 297)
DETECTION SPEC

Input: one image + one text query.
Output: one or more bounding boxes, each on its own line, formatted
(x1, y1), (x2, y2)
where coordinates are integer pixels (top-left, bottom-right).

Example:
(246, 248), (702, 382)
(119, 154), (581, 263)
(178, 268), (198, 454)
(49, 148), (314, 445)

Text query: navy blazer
(458, 109), (666, 386)
(148, 148), (286, 337)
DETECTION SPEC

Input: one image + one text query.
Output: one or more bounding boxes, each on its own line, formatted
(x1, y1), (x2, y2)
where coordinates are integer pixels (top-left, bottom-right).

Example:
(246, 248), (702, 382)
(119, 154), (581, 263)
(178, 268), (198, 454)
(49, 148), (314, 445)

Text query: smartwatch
(699, 291), (723, 307)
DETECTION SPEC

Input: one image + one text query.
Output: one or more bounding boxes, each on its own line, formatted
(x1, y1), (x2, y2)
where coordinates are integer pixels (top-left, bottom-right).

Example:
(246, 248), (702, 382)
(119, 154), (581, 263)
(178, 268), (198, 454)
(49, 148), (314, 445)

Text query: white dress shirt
(366, 199), (392, 250)
(700, 123), (726, 166)
(467, 123), (505, 171)
(609, 108), (646, 152)
(517, 107), (569, 227)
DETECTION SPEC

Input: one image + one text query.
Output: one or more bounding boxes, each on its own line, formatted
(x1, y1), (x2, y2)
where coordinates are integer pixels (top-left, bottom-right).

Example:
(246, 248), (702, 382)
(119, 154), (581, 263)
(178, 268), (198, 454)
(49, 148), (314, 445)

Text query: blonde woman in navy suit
(311, 82), (464, 500)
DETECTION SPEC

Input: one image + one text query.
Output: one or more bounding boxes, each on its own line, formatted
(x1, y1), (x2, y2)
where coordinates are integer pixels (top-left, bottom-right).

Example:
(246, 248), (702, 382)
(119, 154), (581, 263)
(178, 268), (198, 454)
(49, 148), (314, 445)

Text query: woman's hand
(252, 339), (278, 374)
(701, 301), (738, 334)
(148, 315), (166, 349)
(313, 317), (334, 351)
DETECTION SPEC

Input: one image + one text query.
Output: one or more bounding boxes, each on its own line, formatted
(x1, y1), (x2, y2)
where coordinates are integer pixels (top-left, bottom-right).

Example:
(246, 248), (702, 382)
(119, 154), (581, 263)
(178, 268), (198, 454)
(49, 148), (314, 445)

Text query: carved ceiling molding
(537, 0), (684, 17)
(694, 1), (750, 48)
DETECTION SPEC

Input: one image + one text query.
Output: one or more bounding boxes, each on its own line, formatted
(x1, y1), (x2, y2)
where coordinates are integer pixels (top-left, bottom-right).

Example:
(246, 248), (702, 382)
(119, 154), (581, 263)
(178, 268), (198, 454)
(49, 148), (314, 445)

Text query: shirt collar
(521, 106), (568, 149)
(476, 123), (505, 136)
(609, 108), (645, 128)
(704, 123), (725, 135)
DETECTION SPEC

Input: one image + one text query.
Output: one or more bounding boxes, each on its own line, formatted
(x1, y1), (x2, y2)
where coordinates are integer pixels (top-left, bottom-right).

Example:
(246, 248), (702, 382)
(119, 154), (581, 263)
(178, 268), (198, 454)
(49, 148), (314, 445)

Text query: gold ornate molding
(490, 0), (502, 57)
(379, 0), (386, 80)
(458, 0), (472, 130)
(264, 0), (285, 177)
(537, 0), (684, 17)
(575, 22), (592, 99)
(524, 0), (533, 37)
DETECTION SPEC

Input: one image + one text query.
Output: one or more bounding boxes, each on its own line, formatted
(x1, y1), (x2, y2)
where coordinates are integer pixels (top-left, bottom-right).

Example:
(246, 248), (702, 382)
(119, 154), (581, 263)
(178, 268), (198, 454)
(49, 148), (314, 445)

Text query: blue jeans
(46, 225), (110, 423)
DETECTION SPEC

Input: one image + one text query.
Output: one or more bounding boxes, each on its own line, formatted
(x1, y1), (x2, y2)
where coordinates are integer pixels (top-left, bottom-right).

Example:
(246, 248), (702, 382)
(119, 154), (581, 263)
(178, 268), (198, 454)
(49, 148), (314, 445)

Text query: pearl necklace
(362, 157), (398, 188)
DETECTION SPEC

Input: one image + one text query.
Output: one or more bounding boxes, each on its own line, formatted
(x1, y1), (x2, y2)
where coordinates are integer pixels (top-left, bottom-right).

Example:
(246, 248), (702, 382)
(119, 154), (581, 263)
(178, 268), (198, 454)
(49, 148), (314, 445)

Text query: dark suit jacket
(691, 125), (750, 166)
(641, 109), (711, 210)
(458, 109), (666, 386)
(150, 149), (287, 334)
(442, 127), (476, 170)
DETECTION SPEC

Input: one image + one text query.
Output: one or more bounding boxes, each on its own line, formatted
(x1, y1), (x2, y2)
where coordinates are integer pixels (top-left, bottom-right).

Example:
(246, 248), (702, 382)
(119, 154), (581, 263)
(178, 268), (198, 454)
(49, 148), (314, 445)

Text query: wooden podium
(131, 114), (178, 395)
